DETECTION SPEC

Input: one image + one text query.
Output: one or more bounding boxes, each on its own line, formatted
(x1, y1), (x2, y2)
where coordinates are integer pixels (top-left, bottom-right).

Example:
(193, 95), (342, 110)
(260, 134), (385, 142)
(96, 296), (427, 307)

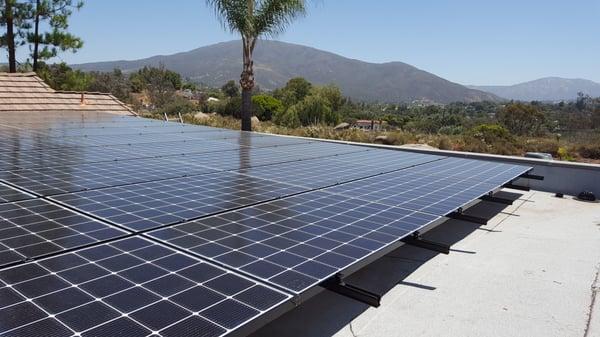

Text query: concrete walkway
(250, 190), (600, 337)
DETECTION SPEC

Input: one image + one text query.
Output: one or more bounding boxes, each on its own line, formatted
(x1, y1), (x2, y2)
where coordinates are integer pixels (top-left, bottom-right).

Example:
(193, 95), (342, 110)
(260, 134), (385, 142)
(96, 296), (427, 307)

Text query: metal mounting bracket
(447, 211), (488, 225)
(401, 233), (450, 254)
(521, 173), (544, 181)
(321, 275), (381, 307)
(480, 195), (514, 205)
(503, 183), (530, 191)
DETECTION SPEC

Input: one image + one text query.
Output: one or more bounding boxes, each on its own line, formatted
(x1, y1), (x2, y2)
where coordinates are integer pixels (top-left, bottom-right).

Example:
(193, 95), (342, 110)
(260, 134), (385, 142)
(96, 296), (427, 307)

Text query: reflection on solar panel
(0, 199), (126, 267)
(148, 191), (440, 293)
(0, 182), (34, 204)
(0, 157), (219, 195)
(0, 111), (533, 337)
(324, 158), (532, 216)
(240, 151), (444, 188)
(51, 172), (304, 231)
(0, 237), (290, 337)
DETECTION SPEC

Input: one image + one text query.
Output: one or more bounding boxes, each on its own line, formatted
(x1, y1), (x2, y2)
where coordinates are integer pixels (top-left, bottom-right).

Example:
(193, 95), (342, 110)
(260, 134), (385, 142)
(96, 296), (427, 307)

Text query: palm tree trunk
(5, 0), (16, 73)
(32, 0), (41, 72)
(239, 37), (255, 132)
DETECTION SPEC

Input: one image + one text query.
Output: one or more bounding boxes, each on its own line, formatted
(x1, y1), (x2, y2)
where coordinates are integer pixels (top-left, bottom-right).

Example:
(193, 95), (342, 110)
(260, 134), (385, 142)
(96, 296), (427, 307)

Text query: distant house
(353, 119), (387, 131)
(207, 97), (220, 103)
(0, 72), (136, 115)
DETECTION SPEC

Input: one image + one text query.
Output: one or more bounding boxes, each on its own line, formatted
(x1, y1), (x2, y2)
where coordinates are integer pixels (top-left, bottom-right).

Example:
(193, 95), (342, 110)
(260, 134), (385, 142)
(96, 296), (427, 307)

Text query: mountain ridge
(73, 40), (499, 104)
(469, 77), (600, 101)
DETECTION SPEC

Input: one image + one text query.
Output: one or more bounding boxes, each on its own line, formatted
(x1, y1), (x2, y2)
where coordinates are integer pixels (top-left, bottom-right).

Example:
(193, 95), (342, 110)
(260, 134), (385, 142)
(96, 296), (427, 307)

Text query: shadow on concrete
(250, 194), (523, 337)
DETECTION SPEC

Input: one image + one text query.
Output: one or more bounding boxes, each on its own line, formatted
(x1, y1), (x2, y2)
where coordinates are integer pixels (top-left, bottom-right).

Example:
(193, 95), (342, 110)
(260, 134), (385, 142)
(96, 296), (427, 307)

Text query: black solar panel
(0, 182), (34, 204)
(148, 191), (440, 293)
(0, 110), (534, 337)
(239, 150), (445, 188)
(323, 158), (531, 216)
(51, 172), (304, 231)
(0, 157), (219, 196)
(0, 199), (126, 268)
(0, 237), (291, 337)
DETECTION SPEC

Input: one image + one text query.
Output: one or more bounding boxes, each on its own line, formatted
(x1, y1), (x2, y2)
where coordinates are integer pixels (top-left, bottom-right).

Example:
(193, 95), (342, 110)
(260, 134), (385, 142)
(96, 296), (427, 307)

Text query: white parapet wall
(258, 131), (600, 197)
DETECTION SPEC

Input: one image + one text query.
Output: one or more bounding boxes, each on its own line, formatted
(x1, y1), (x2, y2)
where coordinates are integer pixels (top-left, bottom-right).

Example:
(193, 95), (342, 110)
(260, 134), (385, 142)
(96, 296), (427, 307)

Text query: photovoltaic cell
(0, 156), (219, 196)
(239, 150), (445, 189)
(0, 182), (34, 204)
(0, 237), (291, 337)
(323, 158), (531, 216)
(51, 172), (304, 231)
(0, 199), (127, 268)
(148, 191), (440, 294)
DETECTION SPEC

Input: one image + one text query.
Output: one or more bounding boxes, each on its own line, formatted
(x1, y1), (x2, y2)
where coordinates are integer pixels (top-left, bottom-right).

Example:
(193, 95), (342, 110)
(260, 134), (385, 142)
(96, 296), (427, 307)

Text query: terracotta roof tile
(0, 72), (135, 116)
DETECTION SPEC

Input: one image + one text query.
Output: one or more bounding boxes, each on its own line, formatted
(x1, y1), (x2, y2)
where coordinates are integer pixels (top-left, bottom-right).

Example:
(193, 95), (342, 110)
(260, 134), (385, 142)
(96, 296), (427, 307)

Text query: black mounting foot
(521, 173), (544, 181)
(503, 183), (531, 191)
(447, 212), (488, 225)
(321, 275), (381, 307)
(401, 233), (450, 254)
(480, 195), (514, 205)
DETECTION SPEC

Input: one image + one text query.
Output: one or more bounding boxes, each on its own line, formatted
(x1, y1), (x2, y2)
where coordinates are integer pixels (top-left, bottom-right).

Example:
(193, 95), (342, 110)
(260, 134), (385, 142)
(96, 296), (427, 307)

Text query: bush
(557, 147), (575, 161)
(577, 145), (600, 159)
(160, 96), (197, 115)
(438, 125), (464, 135)
(287, 95), (340, 126)
(214, 97), (242, 118)
(252, 95), (283, 121)
(273, 109), (301, 128)
(470, 124), (513, 143)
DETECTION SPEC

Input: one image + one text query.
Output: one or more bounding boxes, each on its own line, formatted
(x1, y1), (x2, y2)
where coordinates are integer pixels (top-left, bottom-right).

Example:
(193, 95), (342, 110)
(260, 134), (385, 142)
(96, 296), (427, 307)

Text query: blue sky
(13, 0), (600, 85)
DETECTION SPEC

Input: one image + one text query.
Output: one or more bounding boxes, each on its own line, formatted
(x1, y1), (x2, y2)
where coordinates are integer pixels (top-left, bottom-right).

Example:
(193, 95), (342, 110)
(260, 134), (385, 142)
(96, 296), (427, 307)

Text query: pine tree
(29, 0), (83, 71)
(1, 0), (32, 72)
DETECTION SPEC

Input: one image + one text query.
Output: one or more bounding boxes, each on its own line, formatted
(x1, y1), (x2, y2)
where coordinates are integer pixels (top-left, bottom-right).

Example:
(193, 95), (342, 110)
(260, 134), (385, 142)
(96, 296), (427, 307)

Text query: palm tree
(206, 0), (307, 131)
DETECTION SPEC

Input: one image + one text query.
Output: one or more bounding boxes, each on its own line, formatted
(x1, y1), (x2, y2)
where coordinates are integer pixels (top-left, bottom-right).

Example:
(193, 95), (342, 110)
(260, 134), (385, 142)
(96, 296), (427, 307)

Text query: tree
(86, 69), (131, 101)
(36, 62), (92, 90)
(273, 77), (311, 106)
(1, 0), (31, 72)
(252, 94), (282, 120)
(498, 102), (546, 136)
(129, 65), (182, 109)
(221, 80), (239, 98)
(288, 94), (339, 126)
(206, 0), (307, 131)
(29, 0), (84, 71)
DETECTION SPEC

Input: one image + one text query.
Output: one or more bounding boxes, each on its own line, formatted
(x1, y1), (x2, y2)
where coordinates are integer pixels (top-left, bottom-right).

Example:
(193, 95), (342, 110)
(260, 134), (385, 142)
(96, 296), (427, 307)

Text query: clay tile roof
(0, 72), (136, 115)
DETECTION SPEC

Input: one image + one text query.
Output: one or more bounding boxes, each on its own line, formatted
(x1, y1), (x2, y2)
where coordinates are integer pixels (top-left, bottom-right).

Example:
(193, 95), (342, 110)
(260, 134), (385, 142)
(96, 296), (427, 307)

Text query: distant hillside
(74, 40), (498, 104)
(469, 77), (600, 101)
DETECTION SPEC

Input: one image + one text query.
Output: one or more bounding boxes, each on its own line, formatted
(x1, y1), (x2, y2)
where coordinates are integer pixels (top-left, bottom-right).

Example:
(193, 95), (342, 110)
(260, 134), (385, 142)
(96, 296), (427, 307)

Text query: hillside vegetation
(37, 63), (600, 163)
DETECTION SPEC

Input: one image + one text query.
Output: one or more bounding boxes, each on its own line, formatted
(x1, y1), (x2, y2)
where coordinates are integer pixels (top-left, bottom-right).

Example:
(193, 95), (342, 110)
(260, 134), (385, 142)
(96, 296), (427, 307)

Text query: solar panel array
(0, 111), (532, 337)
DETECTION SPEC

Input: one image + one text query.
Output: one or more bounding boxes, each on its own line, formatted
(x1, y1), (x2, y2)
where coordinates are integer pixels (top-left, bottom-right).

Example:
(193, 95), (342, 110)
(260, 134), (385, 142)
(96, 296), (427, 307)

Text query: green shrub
(252, 95), (283, 121)
(273, 109), (301, 128)
(557, 147), (575, 161)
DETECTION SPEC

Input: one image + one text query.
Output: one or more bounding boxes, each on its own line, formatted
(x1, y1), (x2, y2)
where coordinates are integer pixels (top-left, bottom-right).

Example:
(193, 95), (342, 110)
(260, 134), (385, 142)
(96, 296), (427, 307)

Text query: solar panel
(239, 150), (445, 189)
(0, 156), (219, 196)
(50, 172), (304, 231)
(0, 182), (34, 204)
(148, 190), (441, 293)
(0, 199), (127, 268)
(399, 157), (532, 186)
(0, 145), (138, 171)
(0, 237), (291, 337)
(323, 158), (531, 216)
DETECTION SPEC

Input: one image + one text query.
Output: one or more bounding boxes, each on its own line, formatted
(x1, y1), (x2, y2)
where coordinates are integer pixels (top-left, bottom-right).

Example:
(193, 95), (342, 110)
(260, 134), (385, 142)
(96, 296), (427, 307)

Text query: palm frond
(254, 0), (306, 37)
(205, 0), (253, 35)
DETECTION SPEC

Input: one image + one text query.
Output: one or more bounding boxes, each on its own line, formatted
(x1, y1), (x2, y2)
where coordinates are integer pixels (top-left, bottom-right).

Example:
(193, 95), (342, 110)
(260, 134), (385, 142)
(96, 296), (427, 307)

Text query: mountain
(469, 77), (600, 101)
(73, 40), (498, 104)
